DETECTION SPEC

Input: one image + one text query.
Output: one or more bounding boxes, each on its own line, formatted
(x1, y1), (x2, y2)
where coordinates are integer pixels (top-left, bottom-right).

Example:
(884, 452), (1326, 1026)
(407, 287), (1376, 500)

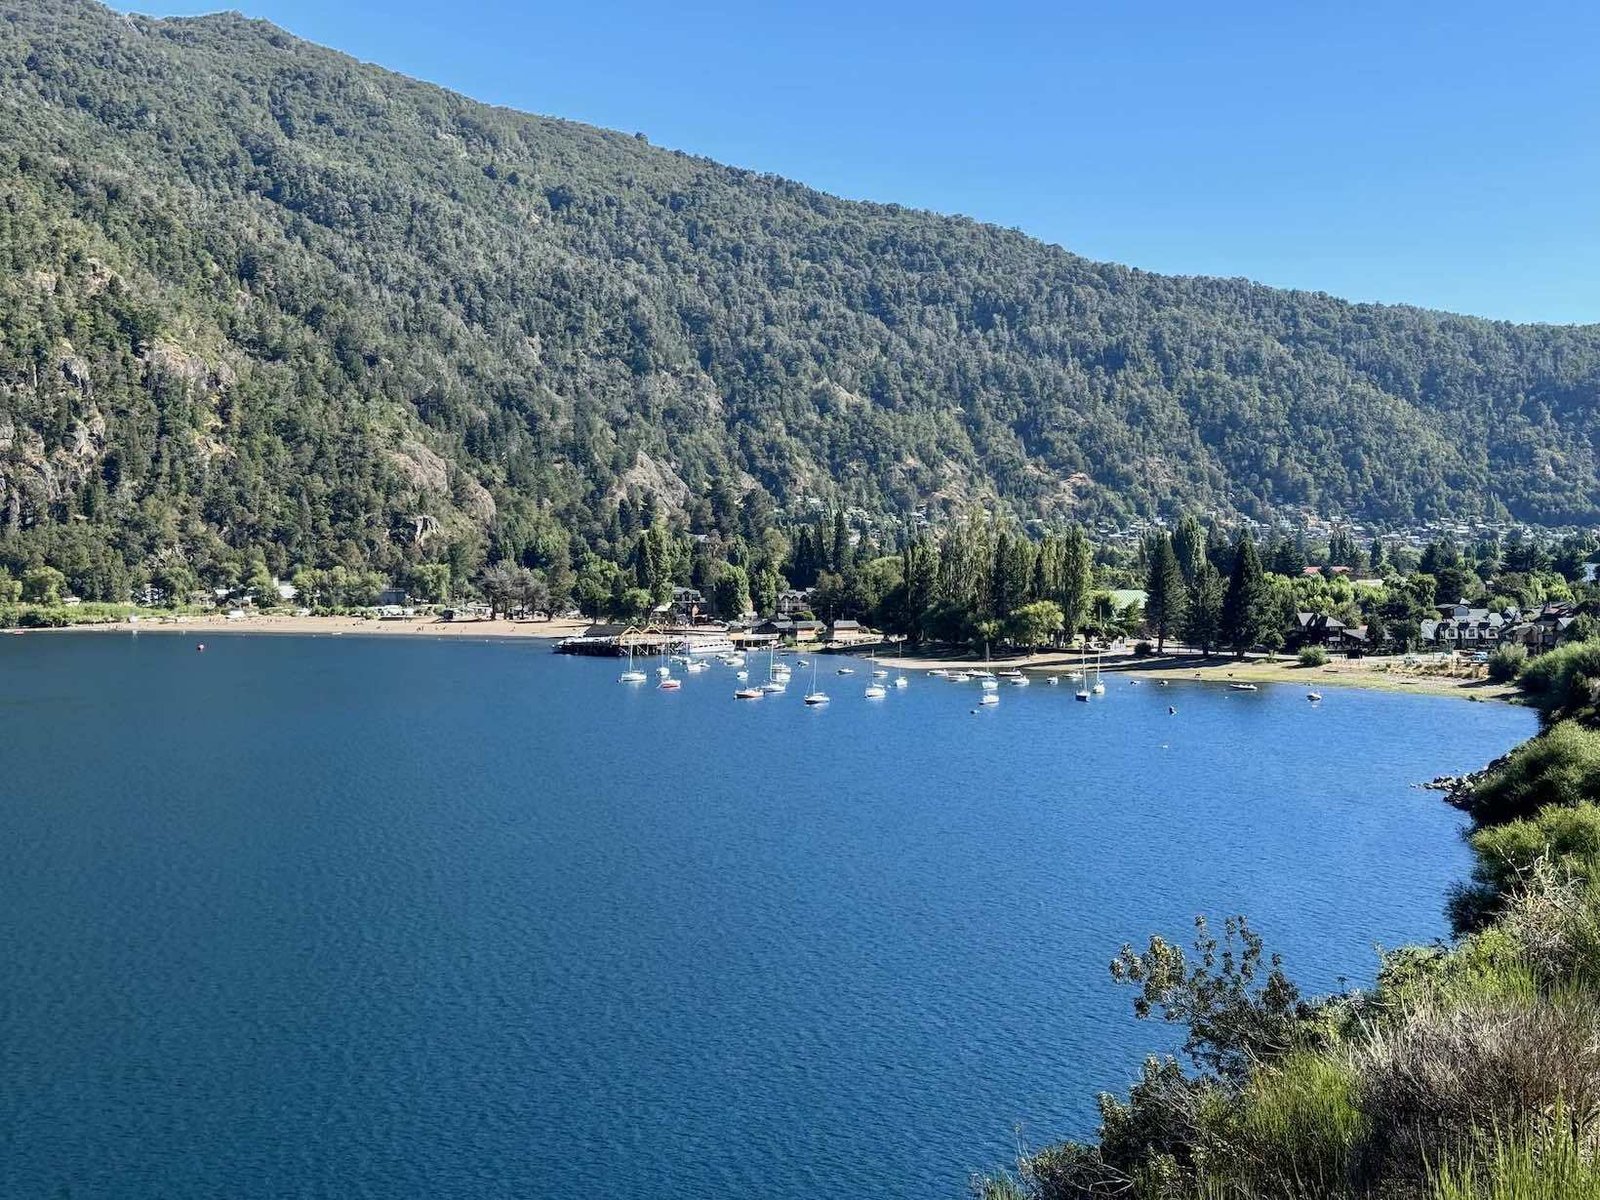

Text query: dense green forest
(2, 0), (1600, 603)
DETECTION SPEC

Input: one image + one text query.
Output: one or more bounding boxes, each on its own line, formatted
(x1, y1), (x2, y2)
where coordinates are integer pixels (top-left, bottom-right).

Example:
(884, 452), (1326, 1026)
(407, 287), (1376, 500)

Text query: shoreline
(867, 646), (1517, 702)
(8, 612), (592, 642)
(13, 616), (1516, 702)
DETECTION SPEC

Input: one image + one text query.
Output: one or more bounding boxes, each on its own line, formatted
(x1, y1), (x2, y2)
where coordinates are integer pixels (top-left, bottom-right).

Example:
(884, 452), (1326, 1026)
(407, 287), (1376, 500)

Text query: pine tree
(1221, 531), (1268, 658)
(1143, 532), (1185, 653)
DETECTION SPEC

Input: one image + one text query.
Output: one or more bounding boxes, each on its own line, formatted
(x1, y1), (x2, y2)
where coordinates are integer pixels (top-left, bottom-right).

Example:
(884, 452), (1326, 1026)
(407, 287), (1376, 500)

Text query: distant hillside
(2, 0), (1598, 593)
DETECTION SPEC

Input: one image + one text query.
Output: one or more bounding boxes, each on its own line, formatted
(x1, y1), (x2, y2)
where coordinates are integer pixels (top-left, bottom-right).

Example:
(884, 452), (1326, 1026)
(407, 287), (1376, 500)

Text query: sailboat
(804, 657), (829, 705)
(617, 639), (647, 683)
(864, 678), (888, 698)
(760, 645), (787, 693)
(1075, 645), (1091, 701)
(1091, 650), (1106, 695)
(893, 672), (909, 689)
(979, 689), (999, 705)
(870, 653), (888, 679)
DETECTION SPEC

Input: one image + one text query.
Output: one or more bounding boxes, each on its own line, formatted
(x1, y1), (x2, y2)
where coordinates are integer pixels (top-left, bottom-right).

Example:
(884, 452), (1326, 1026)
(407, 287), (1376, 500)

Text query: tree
(712, 564), (751, 620)
(1221, 532), (1269, 657)
(1183, 563), (1225, 656)
(411, 562), (452, 605)
(751, 566), (780, 619)
(1172, 513), (1207, 586)
(1006, 599), (1064, 649)
(1143, 532), (1185, 653)
(1058, 525), (1093, 639)
(479, 561), (521, 619)
(21, 566), (67, 605)
(0, 569), (22, 606)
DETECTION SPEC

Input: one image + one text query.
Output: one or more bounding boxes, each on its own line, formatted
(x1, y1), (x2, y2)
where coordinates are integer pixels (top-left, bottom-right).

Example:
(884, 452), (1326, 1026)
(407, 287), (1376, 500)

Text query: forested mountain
(3, 0), (1599, 598)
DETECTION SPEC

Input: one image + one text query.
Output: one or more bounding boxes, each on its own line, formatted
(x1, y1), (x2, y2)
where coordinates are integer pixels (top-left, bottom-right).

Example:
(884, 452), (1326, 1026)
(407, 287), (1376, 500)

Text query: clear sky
(133, 0), (1600, 325)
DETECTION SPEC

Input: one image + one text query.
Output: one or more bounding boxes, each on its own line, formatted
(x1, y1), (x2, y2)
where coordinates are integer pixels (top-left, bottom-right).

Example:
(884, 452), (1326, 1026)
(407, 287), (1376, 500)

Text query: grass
(1430, 1111), (1600, 1200)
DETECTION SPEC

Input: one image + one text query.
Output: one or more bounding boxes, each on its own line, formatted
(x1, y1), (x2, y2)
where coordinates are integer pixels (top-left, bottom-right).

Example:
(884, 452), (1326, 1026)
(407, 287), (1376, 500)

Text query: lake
(0, 633), (1535, 1198)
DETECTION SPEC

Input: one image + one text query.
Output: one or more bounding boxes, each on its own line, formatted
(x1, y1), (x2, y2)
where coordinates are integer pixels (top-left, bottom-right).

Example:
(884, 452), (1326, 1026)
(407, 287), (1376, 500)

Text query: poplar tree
(1143, 532), (1185, 653)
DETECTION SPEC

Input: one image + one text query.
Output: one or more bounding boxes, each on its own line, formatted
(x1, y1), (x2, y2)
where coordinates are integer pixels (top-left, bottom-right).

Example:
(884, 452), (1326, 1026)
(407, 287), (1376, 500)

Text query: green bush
(1487, 642), (1527, 683)
(1450, 803), (1600, 932)
(1518, 639), (1600, 719)
(1298, 646), (1330, 667)
(1468, 721), (1600, 826)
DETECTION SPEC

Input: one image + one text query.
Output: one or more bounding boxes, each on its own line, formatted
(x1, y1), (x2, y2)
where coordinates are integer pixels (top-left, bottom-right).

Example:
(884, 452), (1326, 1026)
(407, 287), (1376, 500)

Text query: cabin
(1500, 602), (1577, 654)
(829, 618), (865, 643)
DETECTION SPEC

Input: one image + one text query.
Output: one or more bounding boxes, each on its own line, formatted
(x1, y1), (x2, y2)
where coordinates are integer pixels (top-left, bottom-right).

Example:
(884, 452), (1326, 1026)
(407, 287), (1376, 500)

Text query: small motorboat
(1307, 691), (1323, 702)
(929, 668), (950, 678)
(686, 660), (709, 673)
(950, 672), (971, 683)
(1048, 676), (1060, 686)
(735, 687), (764, 700)
(836, 667), (855, 675)
(1007, 674), (1029, 686)
(736, 670), (749, 681)
(979, 691), (999, 706)
(1229, 682), (1259, 692)
(658, 678), (682, 691)
(981, 678), (999, 692)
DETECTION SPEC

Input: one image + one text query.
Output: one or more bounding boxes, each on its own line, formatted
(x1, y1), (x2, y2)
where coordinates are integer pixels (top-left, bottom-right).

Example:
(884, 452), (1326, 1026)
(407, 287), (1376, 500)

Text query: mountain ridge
(2, 0), (1599, 598)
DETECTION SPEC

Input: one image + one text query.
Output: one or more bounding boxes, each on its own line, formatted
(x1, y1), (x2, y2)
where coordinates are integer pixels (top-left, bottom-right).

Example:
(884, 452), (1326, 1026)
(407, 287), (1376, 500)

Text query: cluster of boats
(618, 644), (909, 705)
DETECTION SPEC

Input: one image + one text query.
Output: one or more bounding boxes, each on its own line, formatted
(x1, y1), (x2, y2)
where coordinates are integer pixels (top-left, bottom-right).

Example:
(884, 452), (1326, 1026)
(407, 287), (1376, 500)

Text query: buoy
(1168, 706), (1177, 714)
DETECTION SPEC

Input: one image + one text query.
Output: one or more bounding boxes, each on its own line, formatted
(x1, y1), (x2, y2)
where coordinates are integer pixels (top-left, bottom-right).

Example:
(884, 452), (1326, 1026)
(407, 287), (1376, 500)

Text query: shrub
(1134, 640), (1153, 658)
(1298, 646), (1330, 667)
(1519, 639), (1600, 719)
(1467, 721), (1600, 826)
(1355, 996), (1600, 1186)
(1487, 642), (1527, 682)
(1451, 802), (1600, 933)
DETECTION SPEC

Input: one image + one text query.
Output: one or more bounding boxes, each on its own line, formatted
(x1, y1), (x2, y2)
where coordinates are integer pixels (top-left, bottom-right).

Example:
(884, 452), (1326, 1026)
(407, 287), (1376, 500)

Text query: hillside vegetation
(3, 0), (1600, 600)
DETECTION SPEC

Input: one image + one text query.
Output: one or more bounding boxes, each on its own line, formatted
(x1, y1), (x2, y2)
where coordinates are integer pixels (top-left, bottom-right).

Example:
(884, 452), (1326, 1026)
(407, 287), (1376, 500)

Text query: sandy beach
(868, 645), (1517, 702)
(13, 611), (594, 642)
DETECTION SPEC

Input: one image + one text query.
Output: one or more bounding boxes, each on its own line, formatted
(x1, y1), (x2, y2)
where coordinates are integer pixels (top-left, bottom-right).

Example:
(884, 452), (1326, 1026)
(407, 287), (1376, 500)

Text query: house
(753, 618), (796, 639)
(792, 619), (823, 643)
(1422, 605), (1512, 649)
(829, 618), (864, 642)
(1294, 612), (1371, 654)
(776, 589), (812, 617)
(377, 586), (409, 607)
(669, 586), (705, 623)
(1502, 602), (1577, 654)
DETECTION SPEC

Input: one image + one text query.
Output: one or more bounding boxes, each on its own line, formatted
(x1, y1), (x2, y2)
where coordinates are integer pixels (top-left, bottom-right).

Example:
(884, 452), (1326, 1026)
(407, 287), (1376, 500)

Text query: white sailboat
(1075, 645), (1091, 701)
(864, 680), (888, 698)
(618, 639), (647, 683)
(804, 657), (830, 705)
(760, 645), (787, 692)
(979, 690), (999, 705)
(1091, 650), (1106, 695)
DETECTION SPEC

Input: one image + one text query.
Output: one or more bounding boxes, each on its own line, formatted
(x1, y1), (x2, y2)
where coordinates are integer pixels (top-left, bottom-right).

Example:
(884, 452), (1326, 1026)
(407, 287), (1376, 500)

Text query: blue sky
(135, 0), (1600, 324)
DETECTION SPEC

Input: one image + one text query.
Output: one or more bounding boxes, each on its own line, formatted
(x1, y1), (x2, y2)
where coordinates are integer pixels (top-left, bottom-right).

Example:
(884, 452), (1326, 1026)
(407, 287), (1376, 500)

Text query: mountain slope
(2, 0), (1598, 594)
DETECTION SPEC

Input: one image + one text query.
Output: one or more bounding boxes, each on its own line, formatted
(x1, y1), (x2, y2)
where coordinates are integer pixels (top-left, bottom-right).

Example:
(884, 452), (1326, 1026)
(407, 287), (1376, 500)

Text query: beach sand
(869, 646), (1516, 702)
(15, 612), (594, 642)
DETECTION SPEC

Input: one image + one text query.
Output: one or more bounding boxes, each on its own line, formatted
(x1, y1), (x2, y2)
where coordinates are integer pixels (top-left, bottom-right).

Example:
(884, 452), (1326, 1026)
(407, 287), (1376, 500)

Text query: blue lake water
(0, 633), (1535, 1198)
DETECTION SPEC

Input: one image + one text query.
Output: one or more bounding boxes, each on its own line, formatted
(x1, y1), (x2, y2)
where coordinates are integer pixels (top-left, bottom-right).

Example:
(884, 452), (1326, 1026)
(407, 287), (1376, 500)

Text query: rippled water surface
(0, 633), (1535, 1198)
